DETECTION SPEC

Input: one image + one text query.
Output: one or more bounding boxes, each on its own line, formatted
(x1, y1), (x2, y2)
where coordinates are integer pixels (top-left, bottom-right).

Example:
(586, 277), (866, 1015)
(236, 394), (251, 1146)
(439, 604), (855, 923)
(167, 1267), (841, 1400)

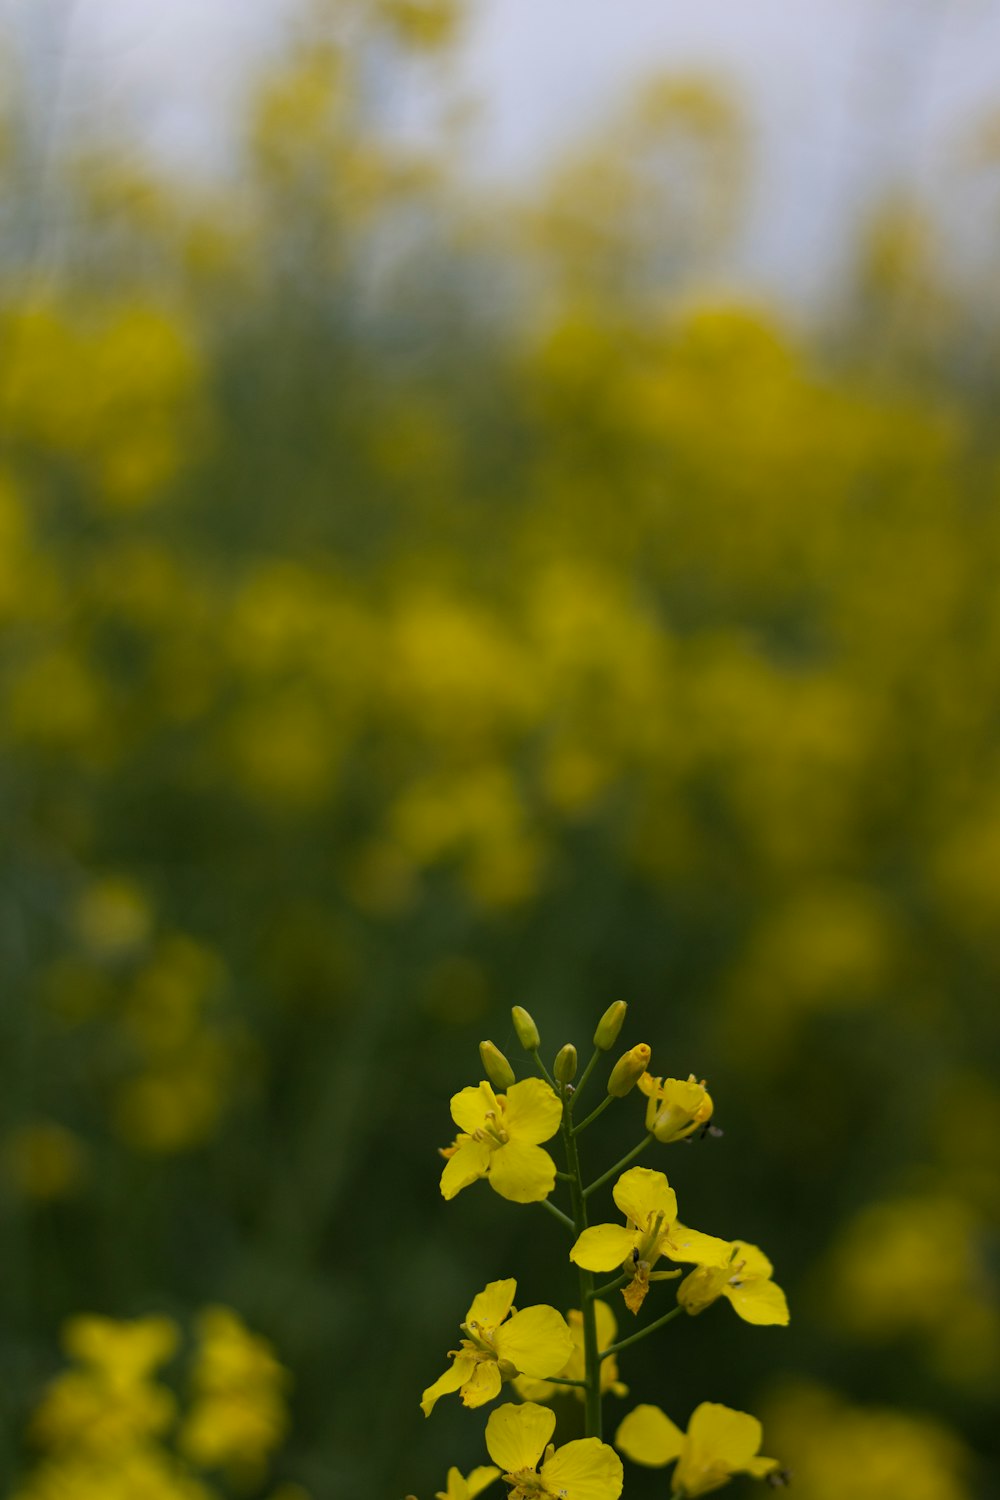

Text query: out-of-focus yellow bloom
(638, 1072), (714, 1142)
(570, 1167), (730, 1313)
(514, 1300), (628, 1403)
(434, 1466), (499, 1500)
(439, 1078), (562, 1203)
(486, 1402), (623, 1500)
(73, 878), (153, 958)
(421, 1279), (572, 1415)
(2, 1122), (87, 1201)
(31, 1315), (179, 1454)
(12, 1447), (217, 1500)
(678, 1242), (789, 1326)
(179, 1307), (289, 1480)
(615, 1402), (779, 1496)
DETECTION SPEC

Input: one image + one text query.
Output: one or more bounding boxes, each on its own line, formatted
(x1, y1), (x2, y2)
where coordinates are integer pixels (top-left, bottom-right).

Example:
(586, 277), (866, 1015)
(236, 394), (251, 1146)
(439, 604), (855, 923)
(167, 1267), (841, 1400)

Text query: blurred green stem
(560, 1088), (603, 1440)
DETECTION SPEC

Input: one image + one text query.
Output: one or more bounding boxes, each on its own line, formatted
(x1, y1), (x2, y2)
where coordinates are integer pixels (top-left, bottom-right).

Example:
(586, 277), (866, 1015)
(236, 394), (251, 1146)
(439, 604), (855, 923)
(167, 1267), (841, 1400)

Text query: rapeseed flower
(439, 1078), (562, 1203)
(515, 1299), (628, 1403)
(435, 1465), (500, 1500)
(616, 1402), (780, 1496)
(486, 1401), (623, 1500)
(421, 1279), (573, 1415)
(570, 1167), (731, 1313)
(638, 1073), (714, 1144)
(677, 1242), (789, 1326)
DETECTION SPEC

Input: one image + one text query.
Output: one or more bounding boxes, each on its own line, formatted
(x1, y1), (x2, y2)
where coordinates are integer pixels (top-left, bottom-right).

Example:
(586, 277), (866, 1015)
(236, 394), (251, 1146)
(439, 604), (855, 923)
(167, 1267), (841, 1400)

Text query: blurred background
(1, 1), (999, 1497)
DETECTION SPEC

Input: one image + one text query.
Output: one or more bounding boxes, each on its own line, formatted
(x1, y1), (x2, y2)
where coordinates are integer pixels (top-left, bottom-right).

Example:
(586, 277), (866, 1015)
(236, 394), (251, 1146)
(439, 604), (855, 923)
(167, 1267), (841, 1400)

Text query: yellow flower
(486, 1401), (623, 1500)
(638, 1073), (714, 1143)
(439, 1078), (562, 1203)
(570, 1167), (731, 1313)
(421, 1279), (573, 1415)
(616, 1402), (780, 1496)
(179, 1306), (289, 1479)
(678, 1242), (789, 1326)
(435, 1465), (500, 1500)
(514, 1300), (628, 1402)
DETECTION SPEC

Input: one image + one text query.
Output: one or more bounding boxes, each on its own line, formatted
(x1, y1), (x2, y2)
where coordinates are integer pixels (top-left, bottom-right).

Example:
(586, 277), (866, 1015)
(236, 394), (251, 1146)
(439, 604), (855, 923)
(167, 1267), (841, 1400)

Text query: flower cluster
(414, 1004), (787, 1499)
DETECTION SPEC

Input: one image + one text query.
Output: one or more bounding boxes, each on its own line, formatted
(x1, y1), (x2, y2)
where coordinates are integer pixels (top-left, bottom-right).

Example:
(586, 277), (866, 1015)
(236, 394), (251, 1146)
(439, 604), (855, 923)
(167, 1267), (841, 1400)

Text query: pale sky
(3, 0), (999, 305)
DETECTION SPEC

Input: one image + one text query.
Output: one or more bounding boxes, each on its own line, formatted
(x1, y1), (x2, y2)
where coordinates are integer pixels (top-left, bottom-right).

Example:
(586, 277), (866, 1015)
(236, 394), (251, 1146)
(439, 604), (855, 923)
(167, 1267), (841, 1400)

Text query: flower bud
(607, 1043), (652, 1097)
(593, 1000), (627, 1051)
(554, 1043), (578, 1085)
(511, 1005), (540, 1052)
(479, 1040), (516, 1092)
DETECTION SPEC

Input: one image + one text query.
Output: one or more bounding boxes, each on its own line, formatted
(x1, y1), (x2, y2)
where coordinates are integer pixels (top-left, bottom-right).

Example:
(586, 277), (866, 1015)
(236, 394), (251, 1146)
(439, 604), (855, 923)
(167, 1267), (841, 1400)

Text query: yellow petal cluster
(514, 1300), (628, 1403)
(421, 1280), (573, 1415)
(616, 1402), (779, 1496)
(440, 1078), (562, 1203)
(486, 1402), (623, 1500)
(178, 1307), (290, 1480)
(570, 1167), (731, 1313)
(678, 1242), (789, 1326)
(638, 1073), (714, 1143)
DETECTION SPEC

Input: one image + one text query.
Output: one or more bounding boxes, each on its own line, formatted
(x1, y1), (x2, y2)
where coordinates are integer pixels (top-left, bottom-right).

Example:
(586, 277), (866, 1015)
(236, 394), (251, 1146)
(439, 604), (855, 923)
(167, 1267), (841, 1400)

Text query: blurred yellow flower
(435, 1466), (499, 1500)
(179, 1306), (289, 1480)
(615, 1401), (779, 1496)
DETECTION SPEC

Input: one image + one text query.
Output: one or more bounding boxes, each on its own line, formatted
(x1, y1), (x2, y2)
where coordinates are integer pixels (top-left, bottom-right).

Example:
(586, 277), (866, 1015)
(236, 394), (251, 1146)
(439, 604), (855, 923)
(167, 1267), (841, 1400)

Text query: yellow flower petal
(570, 1223), (637, 1272)
(660, 1223), (732, 1267)
(685, 1402), (764, 1471)
(636, 1072), (659, 1098)
(496, 1305), (573, 1377)
(451, 1082), (500, 1134)
(440, 1137), (492, 1200)
(502, 1078), (563, 1145)
(488, 1139), (556, 1203)
(436, 1465), (466, 1500)
(421, 1353), (477, 1416)
(486, 1401), (556, 1474)
(461, 1359), (504, 1408)
(724, 1279), (789, 1326)
(612, 1167), (676, 1229)
(467, 1279), (517, 1336)
(731, 1241), (773, 1279)
(466, 1466), (501, 1498)
(542, 1438), (623, 1500)
(615, 1404), (685, 1467)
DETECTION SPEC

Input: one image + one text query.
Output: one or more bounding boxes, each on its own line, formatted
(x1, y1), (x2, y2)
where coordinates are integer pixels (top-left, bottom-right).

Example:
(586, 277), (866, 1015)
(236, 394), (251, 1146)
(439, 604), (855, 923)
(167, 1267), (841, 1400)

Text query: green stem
(560, 1099), (603, 1440)
(538, 1197), (575, 1233)
(600, 1303), (684, 1359)
(545, 1375), (588, 1389)
(531, 1049), (557, 1089)
(573, 1094), (614, 1136)
(583, 1133), (654, 1199)
(571, 1046), (603, 1106)
(588, 1272), (628, 1301)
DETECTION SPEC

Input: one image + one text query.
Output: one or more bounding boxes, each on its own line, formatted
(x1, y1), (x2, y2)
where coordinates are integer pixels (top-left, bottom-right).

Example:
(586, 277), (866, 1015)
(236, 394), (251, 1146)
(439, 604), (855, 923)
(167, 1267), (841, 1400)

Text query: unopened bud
(511, 1005), (540, 1053)
(554, 1043), (578, 1085)
(593, 1001), (627, 1051)
(479, 1040), (516, 1091)
(607, 1043), (652, 1097)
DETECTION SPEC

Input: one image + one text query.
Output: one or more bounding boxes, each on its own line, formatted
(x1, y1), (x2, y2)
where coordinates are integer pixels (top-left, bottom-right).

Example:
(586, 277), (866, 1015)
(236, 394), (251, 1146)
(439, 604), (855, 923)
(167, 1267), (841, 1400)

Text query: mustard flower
(421, 1279), (573, 1415)
(439, 1078), (562, 1203)
(435, 1466), (500, 1500)
(616, 1402), (780, 1496)
(486, 1401), (623, 1500)
(515, 1299), (628, 1403)
(570, 1167), (731, 1313)
(677, 1242), (789, 1326)
(638, 1073), (714, 1144)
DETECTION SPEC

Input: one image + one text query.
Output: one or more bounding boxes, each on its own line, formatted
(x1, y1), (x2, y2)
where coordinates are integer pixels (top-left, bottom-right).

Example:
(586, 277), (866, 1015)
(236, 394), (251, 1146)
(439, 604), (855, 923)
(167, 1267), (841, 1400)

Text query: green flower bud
(593, 1000), (627, 1051)
(607, 1042), (652, 1098)
(554, 1043), (578, 1085)
(511, 1005), (541, 1053)
(479, 1040), (516, 1091)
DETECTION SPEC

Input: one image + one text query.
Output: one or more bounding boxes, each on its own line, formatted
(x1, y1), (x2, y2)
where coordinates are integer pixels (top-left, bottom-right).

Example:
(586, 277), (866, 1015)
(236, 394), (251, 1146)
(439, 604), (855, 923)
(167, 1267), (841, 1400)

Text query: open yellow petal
(724, 1279), (789, 1326)
(685, 1403), (764, 1470)
(466, 1467), (501, 1498)
(496, 1305), (573, 1377)
(570, 1223), (637, 1272)
(451, 1082), (500, 1134)
(488, 1139), (556, 1203)
(612, 1168), (676, 1229)
(467, 1279), (517, 1336)
(461, 1359), (504, 1408)
(660, 1223), (732, 1267)
(421, 1353), (478, 1416)
(436, 1466), (466, 1500)
(486, 1401), (556, 1474)
(614, 1404), (684, 1467)
(730, 1241), (773, 1280)
(542, 1438), (623, 1500)
(440, 1137), (492, 1200)
(502, 1078), (563, 1145)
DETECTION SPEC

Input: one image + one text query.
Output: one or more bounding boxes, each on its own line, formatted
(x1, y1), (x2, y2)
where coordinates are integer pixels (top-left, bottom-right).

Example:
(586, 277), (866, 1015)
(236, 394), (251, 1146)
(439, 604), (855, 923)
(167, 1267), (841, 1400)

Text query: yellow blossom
(439, 1078), (562, 1203)
(678, 1242), (789, 1326)
(638, 1073), (714, 1143)
(30, 1315), (179, 1454)
(570, 1167), (731, 1313)
(179, 1306), (289, 1480)
(615, 1402), (780, 1496)
(515, 1300), (628, 1403)
(435, 1465), (500, 1500)
(421, 1279), (573, 1415)
(486, 1401), (623, 1500)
